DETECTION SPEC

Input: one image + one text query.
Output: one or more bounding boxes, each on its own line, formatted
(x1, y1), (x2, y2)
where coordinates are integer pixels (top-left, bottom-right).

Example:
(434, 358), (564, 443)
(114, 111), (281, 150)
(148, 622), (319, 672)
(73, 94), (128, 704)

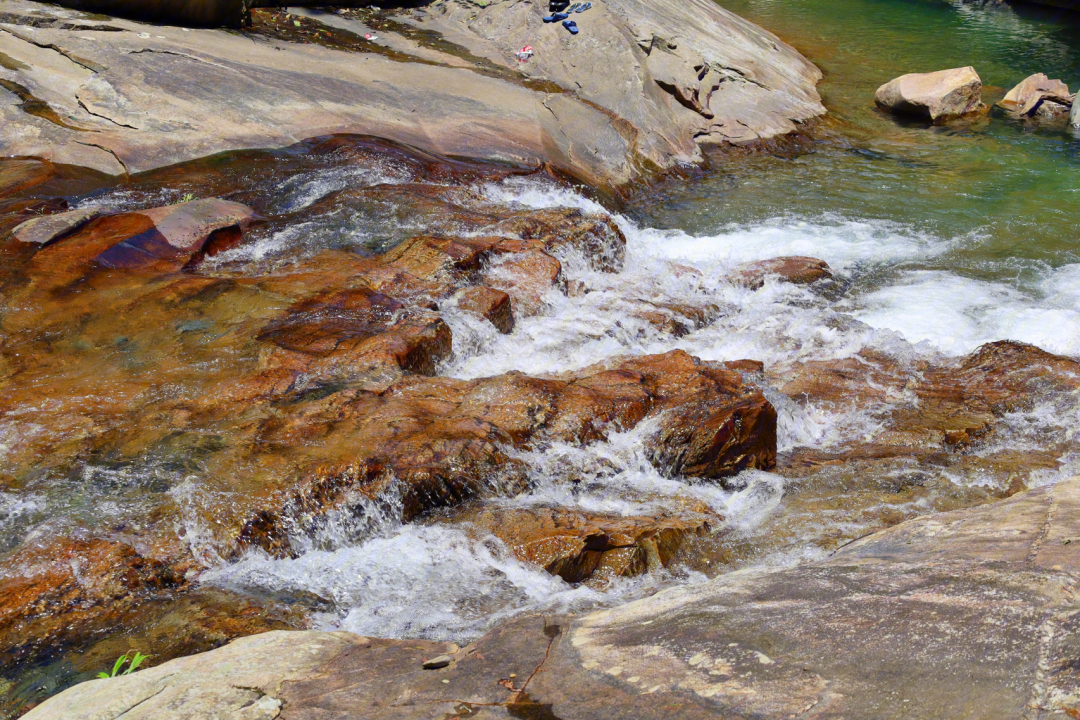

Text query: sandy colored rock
(11, 206), (102, 244)
(1002, 72), (1073, 116)
(875, 66), (984, 121)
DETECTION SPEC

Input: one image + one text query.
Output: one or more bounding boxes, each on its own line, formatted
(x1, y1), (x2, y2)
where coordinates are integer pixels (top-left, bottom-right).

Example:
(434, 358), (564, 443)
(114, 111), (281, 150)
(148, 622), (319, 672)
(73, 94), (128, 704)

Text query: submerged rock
(875, 66), (984, 121)
(1002, 73), (1073, 117)
(27, 476), (1080, 720)
(731, 255), (832, 289)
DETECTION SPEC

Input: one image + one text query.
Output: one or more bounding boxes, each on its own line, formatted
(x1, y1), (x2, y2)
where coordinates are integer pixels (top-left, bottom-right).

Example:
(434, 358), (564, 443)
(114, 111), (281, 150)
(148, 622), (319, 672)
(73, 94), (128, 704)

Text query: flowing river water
(5, 0), (1080, 708)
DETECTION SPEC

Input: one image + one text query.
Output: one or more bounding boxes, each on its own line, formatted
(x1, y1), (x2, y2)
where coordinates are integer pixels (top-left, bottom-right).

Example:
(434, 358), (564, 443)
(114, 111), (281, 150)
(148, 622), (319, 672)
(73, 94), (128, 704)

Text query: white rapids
(200, 174), (1080, 644)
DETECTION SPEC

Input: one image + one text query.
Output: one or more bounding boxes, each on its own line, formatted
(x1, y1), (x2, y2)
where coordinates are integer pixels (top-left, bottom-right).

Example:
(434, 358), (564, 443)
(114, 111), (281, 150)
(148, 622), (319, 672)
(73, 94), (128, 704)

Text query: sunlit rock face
(0, 0), (824, 191)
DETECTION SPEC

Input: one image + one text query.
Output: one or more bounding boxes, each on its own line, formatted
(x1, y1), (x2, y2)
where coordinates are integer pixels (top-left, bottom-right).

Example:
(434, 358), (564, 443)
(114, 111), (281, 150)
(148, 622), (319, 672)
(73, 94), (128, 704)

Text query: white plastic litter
(515, 44), (534, 62)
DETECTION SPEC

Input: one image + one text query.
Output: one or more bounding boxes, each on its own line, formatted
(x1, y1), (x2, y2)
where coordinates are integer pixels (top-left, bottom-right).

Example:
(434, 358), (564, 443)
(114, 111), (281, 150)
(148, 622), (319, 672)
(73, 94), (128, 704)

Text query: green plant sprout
(178, 192), (196, 203)
(96, 651), (149, 679)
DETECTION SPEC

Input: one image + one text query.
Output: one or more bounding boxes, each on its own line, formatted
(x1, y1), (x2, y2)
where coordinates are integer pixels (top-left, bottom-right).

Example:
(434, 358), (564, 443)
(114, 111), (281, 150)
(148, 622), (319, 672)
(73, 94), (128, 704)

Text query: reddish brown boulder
(619, 351), (778, 480)
(257, 287), (453, 377)
(452, 285), (514, 334)
(733, 256), (832, 289)
(23, 198), (256, 287)
(457, 504), (721, 586)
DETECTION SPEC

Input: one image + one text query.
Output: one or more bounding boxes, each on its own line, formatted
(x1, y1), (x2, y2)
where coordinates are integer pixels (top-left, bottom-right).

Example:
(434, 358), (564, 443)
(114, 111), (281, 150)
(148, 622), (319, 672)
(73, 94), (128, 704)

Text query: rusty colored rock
(0, 158), (53, 199)
(458, 504), (720, 586)
(452, 286), (515, 334)
(0, 538), (183, 669)
(732, 256), (832, 289)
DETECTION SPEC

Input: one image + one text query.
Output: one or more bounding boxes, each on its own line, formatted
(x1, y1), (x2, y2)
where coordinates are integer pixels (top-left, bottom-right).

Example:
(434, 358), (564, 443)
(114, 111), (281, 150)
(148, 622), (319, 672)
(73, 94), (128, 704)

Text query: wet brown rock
(547, 368), (653, 444)
(458, 504), (720, 586)
(0, 158), (53, 199)
(732, 256), (832, 289)
(23, 198), (256, 286)
(482, 250), (563, 315)
(0, 538), (183, 668)
(235, 351), (774, 556)
(257, 287), (453, 377)
(1001, 73), (1073, 117)
(620, 351), (778, 480)
(634, 300), (724, 337)
(452, 286), (515, 334)
(381, 233), (494, 284)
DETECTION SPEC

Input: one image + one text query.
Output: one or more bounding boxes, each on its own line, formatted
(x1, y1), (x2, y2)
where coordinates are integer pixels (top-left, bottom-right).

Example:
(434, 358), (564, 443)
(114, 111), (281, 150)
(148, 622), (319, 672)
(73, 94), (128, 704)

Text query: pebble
(423, 655), (453, 669)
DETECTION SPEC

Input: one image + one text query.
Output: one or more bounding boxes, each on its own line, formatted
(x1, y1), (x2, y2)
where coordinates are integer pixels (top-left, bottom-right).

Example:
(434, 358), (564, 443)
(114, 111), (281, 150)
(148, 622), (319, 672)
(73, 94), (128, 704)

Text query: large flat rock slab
(27, 477), (1080, 719)
(0, 0), (823, 189)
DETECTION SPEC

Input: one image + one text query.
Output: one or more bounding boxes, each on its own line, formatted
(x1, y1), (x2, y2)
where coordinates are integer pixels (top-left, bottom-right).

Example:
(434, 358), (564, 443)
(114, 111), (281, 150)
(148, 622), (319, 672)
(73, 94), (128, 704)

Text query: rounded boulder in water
(874, 67), (984, 122)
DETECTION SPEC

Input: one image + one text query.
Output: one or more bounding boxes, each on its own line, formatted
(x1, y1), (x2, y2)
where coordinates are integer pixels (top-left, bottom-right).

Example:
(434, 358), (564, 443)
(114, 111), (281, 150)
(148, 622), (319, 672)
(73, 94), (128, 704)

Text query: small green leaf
(110, 654), (129, 677)
(96, 672), (110, 679)
(123, 652), (149, 675)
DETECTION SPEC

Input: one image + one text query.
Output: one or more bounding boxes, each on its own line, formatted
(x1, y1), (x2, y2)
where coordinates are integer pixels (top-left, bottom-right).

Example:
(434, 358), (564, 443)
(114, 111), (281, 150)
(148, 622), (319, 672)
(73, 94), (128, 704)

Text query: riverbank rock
(0, 0), (824, 191)
(874, 66), (984, 121)
(1002, 72), (1073, 117)
(26, 475), (1080, 720)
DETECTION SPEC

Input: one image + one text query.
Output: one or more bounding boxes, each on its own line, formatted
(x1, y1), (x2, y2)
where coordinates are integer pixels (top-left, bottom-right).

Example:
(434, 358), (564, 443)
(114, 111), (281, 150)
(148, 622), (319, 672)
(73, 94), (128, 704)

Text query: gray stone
(27, 476), (1080, 719)
(422, 654), (454, 669)
(875, 66), (984, 121)
(11, 206), (101, 244)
